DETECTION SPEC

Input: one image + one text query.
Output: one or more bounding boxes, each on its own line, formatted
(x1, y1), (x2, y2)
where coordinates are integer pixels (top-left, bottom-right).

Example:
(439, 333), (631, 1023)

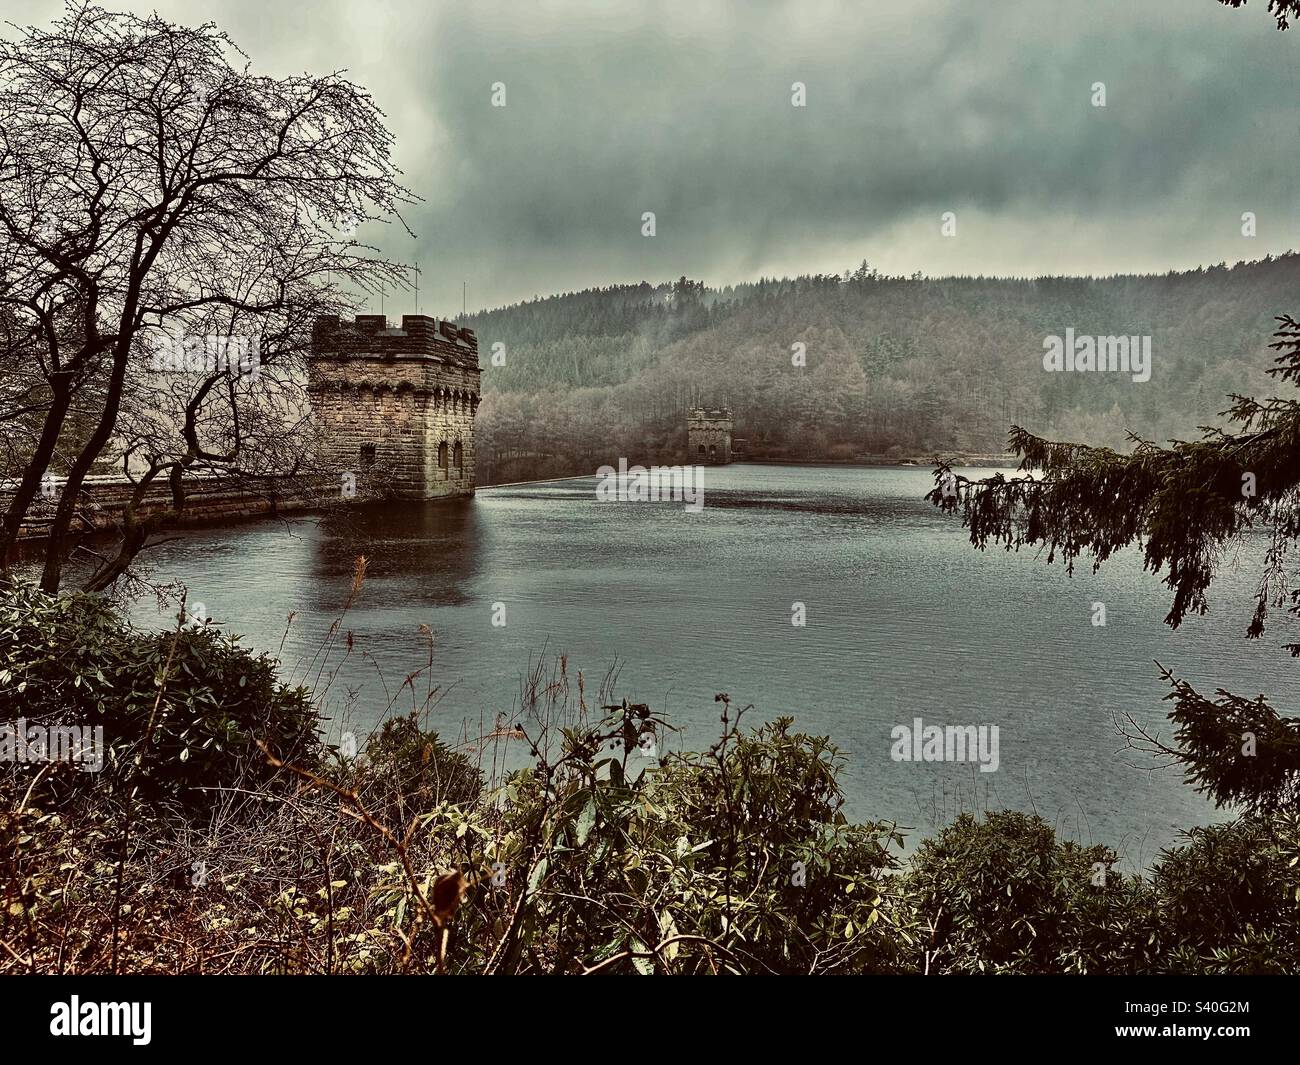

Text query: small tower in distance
(687, 406), (733, 465)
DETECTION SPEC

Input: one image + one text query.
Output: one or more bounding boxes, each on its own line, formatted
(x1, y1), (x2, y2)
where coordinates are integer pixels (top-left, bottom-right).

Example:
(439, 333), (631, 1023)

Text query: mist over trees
(467, 256), (1295, 484)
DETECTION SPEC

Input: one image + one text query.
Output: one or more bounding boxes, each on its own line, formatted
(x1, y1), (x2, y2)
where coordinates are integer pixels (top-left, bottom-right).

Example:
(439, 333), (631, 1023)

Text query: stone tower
(308, 314), (481, 499)
(687, 406), (733, 465)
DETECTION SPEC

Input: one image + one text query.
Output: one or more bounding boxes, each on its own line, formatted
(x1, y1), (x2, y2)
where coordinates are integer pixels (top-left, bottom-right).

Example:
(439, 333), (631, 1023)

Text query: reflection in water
(311, 497), (485, 607)
(116, 464), (1298, 866)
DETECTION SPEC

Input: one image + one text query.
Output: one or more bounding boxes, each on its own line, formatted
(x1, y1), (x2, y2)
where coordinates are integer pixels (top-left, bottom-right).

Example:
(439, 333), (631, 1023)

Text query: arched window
(709, 444), (717, 460)
(697, 444), (706, 456)
(453, 441), (464, 469)
(438, 441), (449, 472)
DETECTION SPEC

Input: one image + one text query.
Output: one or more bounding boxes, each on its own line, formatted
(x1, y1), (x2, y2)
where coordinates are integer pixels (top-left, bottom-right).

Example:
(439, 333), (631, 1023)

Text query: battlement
(688, 406), (732, 422)
(311, 314), (479, 369)
(307, 314), (481, 500)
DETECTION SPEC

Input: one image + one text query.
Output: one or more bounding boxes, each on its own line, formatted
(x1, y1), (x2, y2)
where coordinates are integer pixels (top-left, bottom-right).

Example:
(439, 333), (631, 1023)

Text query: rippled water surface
(123, 464), (1295, 864)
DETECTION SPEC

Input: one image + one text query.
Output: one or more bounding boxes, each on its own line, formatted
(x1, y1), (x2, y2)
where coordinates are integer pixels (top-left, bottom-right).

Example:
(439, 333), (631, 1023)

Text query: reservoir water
(121, 463), (1294, 865)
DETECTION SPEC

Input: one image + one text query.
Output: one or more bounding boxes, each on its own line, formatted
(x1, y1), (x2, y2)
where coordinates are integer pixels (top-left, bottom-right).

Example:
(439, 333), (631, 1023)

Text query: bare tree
(0, 1), (413, 590)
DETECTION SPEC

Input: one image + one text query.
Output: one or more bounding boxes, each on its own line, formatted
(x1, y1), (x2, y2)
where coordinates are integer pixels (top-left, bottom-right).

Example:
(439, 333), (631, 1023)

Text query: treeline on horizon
(465, 255), (1296, 484)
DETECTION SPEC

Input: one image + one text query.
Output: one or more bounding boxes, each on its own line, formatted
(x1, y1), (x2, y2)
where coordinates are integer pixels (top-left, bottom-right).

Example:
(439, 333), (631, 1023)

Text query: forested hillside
(466, 257), (1298, 484)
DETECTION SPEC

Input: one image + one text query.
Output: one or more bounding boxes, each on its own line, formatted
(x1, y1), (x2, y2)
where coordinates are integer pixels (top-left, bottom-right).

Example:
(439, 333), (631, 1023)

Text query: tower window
(438, 441), (449, 471)
(453, 441), (464, 469)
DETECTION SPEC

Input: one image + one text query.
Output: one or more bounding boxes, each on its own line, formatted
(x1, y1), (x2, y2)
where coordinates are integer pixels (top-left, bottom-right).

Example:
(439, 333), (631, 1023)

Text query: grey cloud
(7, 0), (1297, 307)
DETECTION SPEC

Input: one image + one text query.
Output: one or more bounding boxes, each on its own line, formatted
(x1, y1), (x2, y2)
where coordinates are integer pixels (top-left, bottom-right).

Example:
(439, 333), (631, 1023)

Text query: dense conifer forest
(468, 257), (1296, 482)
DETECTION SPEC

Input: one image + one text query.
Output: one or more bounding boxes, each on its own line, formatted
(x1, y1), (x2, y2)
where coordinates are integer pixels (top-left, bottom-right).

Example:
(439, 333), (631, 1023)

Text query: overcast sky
(6, 0), (1300, 311)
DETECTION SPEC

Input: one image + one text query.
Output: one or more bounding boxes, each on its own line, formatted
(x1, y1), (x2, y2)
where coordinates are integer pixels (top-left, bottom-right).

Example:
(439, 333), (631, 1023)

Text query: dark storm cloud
(8, 0), (1300, 307)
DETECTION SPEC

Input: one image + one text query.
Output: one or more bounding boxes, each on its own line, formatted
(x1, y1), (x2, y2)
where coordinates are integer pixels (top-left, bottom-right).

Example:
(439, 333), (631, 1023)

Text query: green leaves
(575, 798), (596, 846)
(527, 858), (548, 896)
(0, 581), (320, 808)
(472, 702), (908, 974)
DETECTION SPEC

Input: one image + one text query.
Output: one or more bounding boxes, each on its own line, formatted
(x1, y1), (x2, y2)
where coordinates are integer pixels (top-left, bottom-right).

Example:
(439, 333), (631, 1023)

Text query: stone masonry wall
(687, 407), (733, 465)
(8, 314), (482, 543)
(5, 473), (331, 542)
(308, 314), (481, 499)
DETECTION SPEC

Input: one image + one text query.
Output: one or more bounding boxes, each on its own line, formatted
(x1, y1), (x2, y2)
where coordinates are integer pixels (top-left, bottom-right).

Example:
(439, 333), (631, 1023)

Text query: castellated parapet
(687, 406), (733, 465)
(308, 314), (481, 499)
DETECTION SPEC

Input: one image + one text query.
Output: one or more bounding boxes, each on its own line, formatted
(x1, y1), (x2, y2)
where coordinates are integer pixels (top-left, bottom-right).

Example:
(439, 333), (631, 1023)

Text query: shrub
(3, 584), (1298, 975)
(458, 703), (911, 974)
(905, 810), (1129, 973)
(1148, 812), (1300, 974)
(360, 712), (483, 810)
(0, 581), (320, 806)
